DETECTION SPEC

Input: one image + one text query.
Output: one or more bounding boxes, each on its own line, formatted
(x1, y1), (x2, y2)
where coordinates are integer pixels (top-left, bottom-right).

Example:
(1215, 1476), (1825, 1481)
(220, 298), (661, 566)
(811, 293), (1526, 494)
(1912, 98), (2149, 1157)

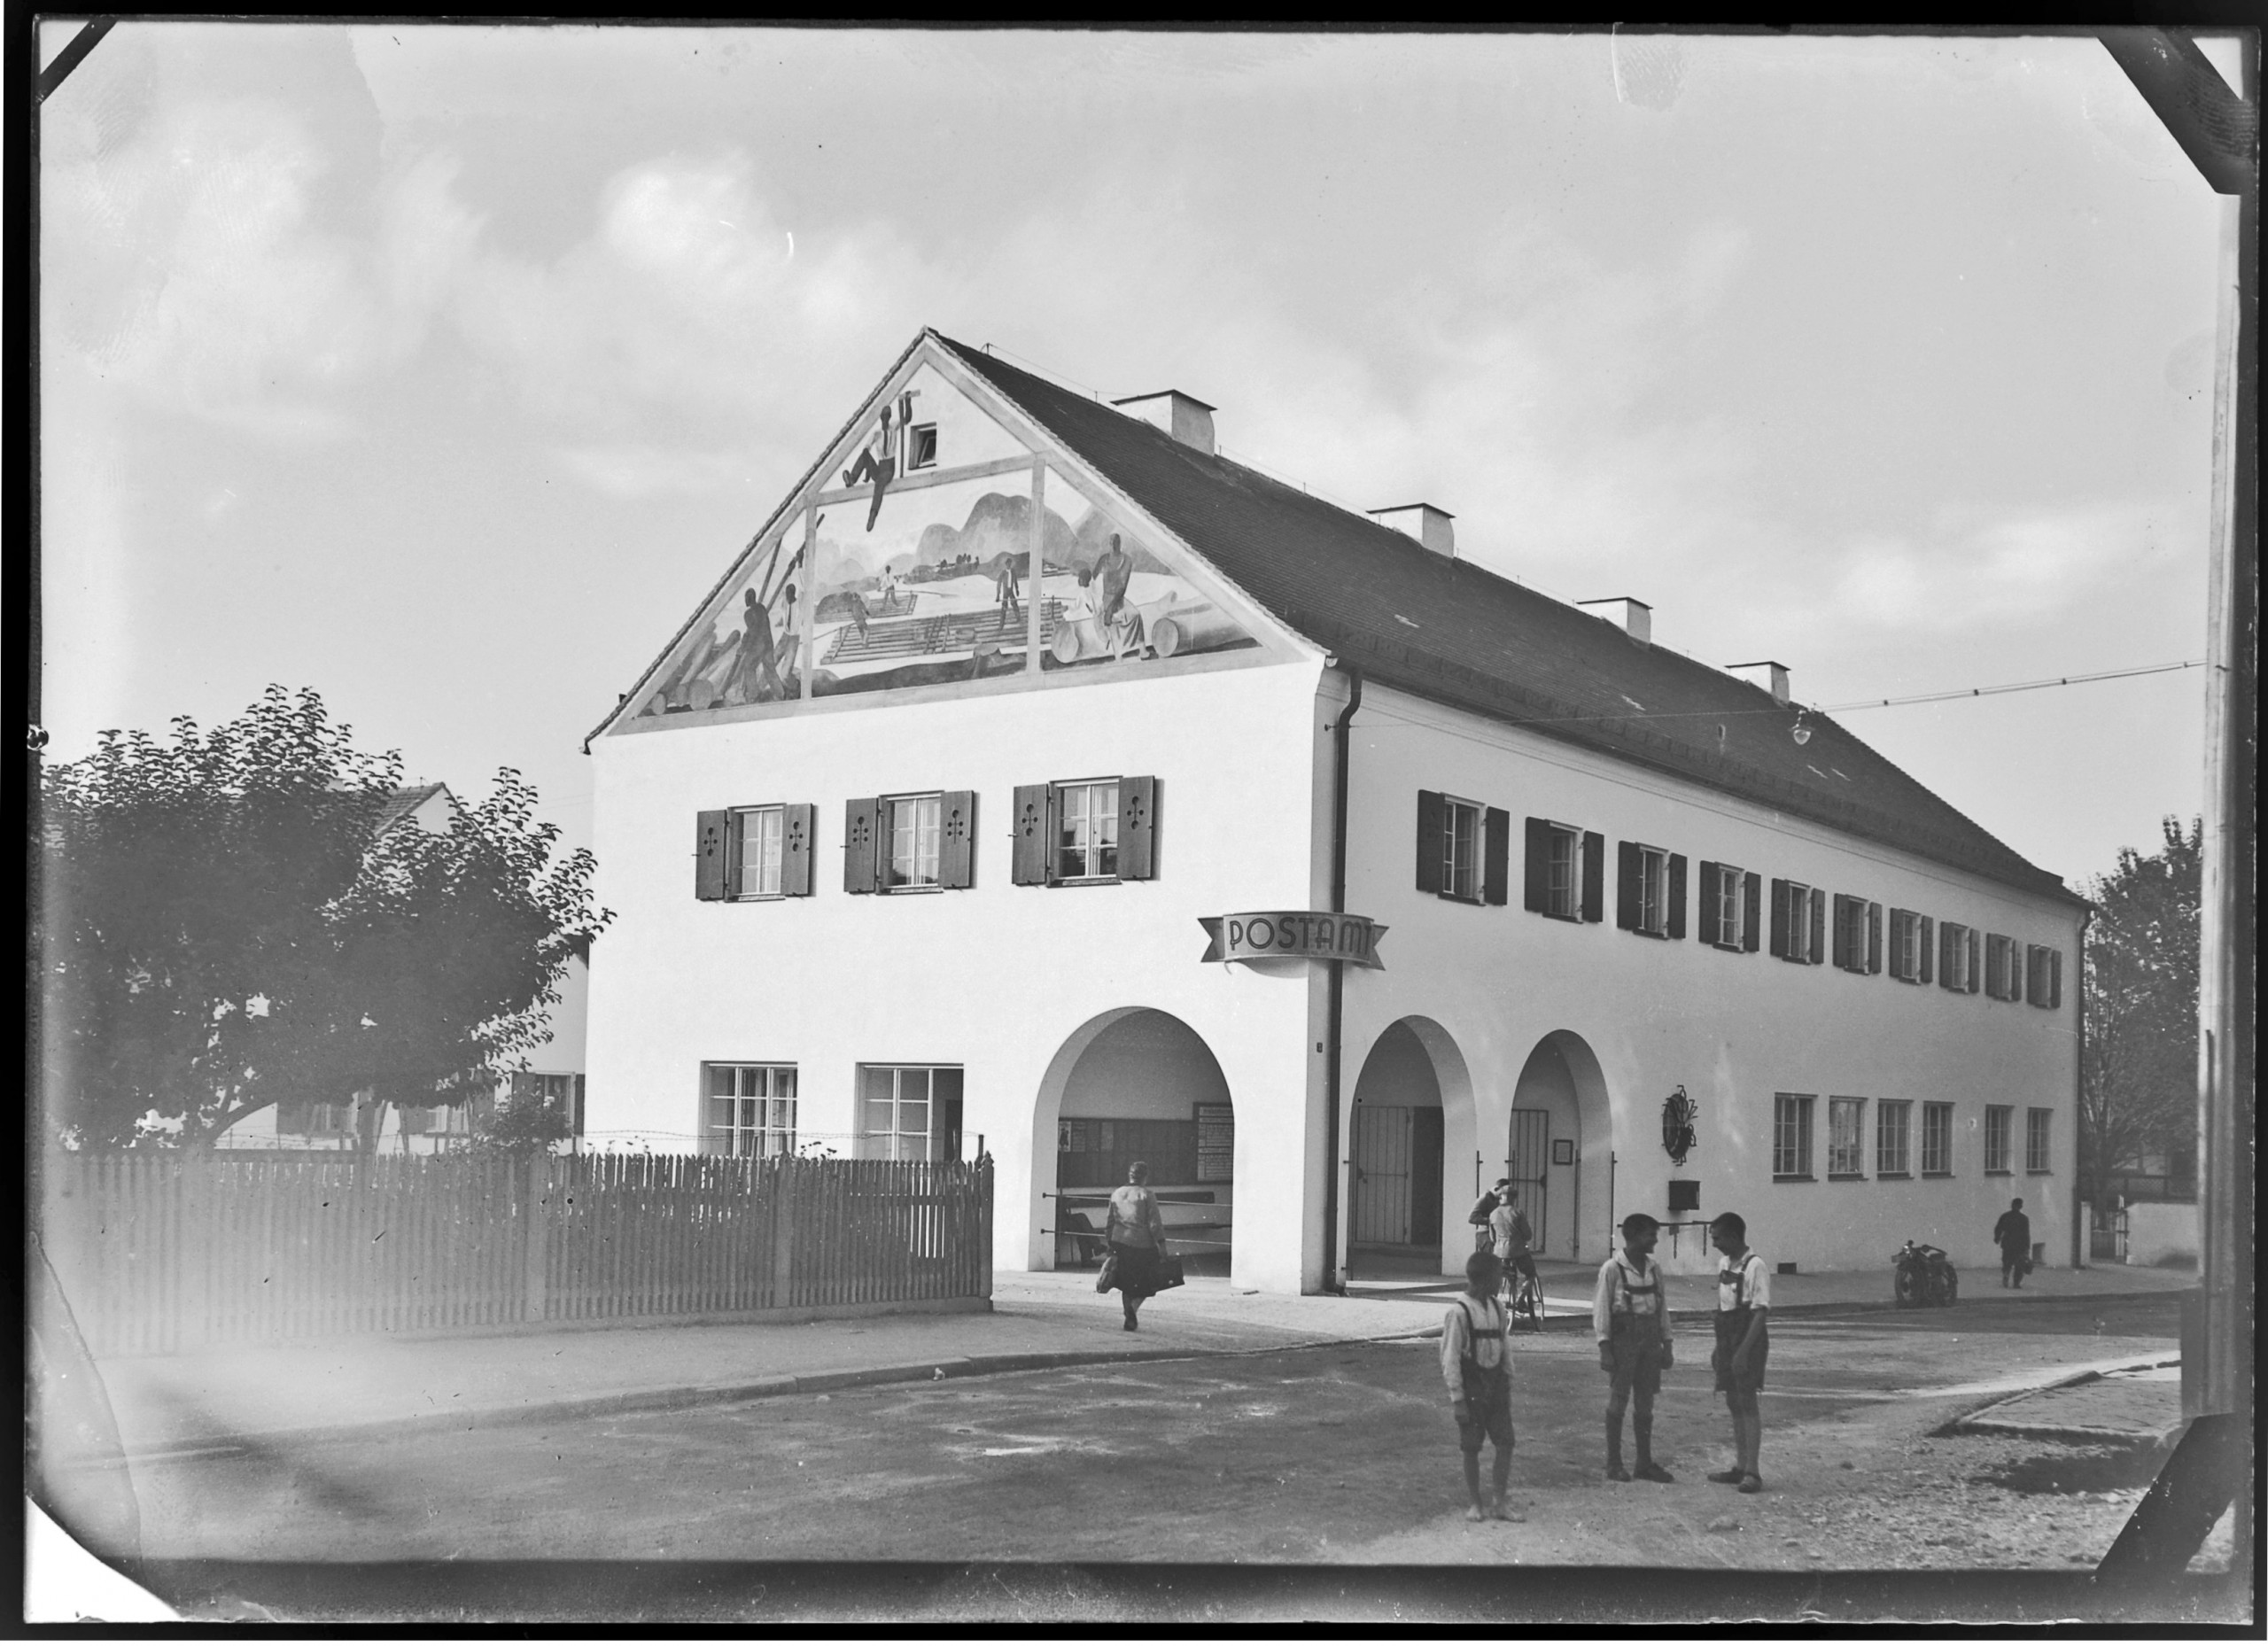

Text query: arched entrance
(1348, 1017), (1476, 1276)
(1506, 1031), (1613, 1262)
(1029, 1008), (1234, 1274)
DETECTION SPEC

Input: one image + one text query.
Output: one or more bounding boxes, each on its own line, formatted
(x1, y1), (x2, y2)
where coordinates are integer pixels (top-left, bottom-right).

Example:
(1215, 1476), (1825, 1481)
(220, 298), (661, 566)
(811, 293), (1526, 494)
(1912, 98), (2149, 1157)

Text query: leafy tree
(472, 1085), (578, 1158)
(38, 687), (610, 1150)
(2079, 816), (2202, 1209)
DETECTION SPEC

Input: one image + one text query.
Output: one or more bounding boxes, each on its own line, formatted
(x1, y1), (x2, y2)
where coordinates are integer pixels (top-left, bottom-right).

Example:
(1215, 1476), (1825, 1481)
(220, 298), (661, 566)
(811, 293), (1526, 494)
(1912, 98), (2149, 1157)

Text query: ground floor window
(1921, 1101), (1954, 1176)
(1772, 1093), (1814, 1179)
(860, 1065), (964, 1161)
(1876, 1099), (1912, 1176)
(2025, 1106), (2053, 1174)
(705, 1063), (797, 1157)
(1827, 1096), (1866, 1177)
(1984, 1105), (2014, 1174)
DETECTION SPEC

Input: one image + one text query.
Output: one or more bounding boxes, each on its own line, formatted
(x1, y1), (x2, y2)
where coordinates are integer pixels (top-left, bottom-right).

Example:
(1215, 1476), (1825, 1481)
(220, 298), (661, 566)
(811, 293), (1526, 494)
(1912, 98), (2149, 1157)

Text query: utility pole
(2094, 28), (2257, 1586)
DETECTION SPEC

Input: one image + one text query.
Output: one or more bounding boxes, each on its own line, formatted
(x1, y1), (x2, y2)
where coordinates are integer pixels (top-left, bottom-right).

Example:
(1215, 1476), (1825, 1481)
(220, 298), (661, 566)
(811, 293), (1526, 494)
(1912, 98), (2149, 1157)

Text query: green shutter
(1769, 879), (1790, 959)
(1867, 901), (1883, 974)
(939, 790), (977, 889)
(1482, 807), (1510, 905)
(1697, 862), (1720, 944)
(1012, 784), (1049, 886)
(1119, 776), (1158, 881)
(1919, 916), (1934, 984)
(1523, 817), (1550, 912)
(1742, 873), (1761, 952)
(781, 803), (815, 897)
(1415, 791), (1446, 894)
(695, 810), (730, 901)
(843, 797), (880, 893)
(1615, 840), (1641, 931)
(1581, 831), (1605, 923)
(1808, 888), (1826, 966)
(1830, 894), (1852, 969)
(1666, 854), (1687, 940)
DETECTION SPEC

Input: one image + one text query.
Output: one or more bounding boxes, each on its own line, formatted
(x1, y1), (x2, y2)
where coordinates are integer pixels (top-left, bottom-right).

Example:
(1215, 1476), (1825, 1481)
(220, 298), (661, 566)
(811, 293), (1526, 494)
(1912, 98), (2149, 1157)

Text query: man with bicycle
(1488, 1190), (1538, 1307)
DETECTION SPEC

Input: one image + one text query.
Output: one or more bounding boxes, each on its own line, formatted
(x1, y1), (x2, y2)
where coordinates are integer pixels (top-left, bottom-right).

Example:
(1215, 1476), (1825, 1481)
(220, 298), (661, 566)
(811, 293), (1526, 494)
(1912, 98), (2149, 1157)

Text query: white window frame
(733, 804), (787, 900)
(704, 1063), (798, 1158)
(1054, 778), (1121, 882)
(1545, 823), (1582, 920)
(1785, 881), (1817, 963)
(2025, 1107), (2053, 1175)
(1942, 922), (1974, 991)
(1984, 1105), (2014, 1174)
(1834, 895), (1870, 974)
(1713, 862), (1746, 951)
(1635, 843), (1669, 936)
(1889, 909), (1922, 982)
(1921, 1101), (1954, 1176)
(1876, 1099), (1913, 1176)
(1773, 1092), (1815, 1180)
(859, 1064), (963, 1162)
(884, 792), (944, 891)
(1441, 796), (1483, 902)
(1827, 1095), (1867, 1178)
(904, 422), (938, 470)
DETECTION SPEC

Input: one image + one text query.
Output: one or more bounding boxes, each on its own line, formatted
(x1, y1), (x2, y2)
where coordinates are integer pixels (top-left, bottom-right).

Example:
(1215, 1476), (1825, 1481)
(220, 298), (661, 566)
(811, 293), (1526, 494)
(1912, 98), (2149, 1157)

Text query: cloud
(1825, 502), (2165, 633)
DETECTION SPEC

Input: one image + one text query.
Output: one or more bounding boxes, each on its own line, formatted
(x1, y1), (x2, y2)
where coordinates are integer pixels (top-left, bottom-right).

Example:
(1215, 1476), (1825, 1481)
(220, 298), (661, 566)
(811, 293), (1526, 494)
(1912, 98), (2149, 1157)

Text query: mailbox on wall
(1667, 1179), (1702, 1213)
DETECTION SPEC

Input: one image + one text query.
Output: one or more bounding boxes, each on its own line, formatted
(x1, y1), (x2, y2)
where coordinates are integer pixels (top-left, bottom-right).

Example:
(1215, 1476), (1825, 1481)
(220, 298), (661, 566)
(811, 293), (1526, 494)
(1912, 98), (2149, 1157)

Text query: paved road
(112, 1293), (2183, 1578)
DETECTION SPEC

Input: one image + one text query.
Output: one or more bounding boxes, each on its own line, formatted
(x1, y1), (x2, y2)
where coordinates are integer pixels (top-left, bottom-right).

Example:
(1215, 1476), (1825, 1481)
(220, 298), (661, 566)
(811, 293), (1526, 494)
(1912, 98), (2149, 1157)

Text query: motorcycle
(1893, 1239), (1959, 1308)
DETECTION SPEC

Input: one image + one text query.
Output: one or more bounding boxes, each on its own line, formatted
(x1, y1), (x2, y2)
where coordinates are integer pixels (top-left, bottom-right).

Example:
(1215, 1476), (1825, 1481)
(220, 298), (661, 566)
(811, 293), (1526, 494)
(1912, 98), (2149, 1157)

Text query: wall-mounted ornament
(1661, 1085), (1697, 1167)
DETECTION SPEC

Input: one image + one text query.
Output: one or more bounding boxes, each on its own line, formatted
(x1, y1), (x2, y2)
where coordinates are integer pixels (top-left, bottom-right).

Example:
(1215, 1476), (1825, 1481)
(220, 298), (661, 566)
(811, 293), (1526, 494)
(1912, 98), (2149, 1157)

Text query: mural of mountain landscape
(809, 470), (1255, 699)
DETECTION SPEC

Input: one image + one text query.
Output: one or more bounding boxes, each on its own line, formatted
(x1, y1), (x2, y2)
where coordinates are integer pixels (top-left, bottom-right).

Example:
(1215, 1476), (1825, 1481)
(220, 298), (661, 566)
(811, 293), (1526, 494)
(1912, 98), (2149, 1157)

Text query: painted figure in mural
(842, 405), (897, 531)
(1101, 1161), (1172, 1332)
(995, 555), (1021, 627)
(1441, 1247), (1517, 1521)
(1707, 1211), (1770, 1495)
(732, 586), (787, 703)
(1595, 1212), (1675, 1484)
(1088, 532), (1141, 658)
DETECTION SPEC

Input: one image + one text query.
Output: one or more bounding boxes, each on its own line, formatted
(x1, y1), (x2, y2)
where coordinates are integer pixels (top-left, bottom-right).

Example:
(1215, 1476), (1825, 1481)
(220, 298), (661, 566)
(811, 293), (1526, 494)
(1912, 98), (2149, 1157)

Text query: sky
(37, 24), (2238, 891)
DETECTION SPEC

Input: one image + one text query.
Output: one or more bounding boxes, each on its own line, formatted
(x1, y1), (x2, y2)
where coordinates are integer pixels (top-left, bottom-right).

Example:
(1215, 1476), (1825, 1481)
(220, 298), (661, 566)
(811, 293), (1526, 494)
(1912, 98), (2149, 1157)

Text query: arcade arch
(1029, 1008), (1235, 1274)
(1505, 1031), (1613, 1263)
(1347, 1016), (1476, 1277)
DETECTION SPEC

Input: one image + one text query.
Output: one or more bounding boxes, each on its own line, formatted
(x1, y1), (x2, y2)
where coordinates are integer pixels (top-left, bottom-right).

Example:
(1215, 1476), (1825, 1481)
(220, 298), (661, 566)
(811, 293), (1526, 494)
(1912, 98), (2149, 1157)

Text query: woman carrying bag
(1101, 1161), (1177, 1331)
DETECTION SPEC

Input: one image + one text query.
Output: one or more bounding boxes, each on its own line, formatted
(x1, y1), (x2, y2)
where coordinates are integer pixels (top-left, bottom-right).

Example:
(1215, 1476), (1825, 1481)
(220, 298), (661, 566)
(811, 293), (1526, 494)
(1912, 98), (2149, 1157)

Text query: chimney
(1578, 597), (1652, 646)
(1367, 502), (1456, 557)
(1726, 660), (1790, 705)
(1112, 391), (1216, 455)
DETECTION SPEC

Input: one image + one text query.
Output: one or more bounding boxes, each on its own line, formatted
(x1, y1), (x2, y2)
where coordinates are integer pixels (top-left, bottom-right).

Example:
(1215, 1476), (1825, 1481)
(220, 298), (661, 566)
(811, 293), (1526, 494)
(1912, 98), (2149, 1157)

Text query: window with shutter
(939, 789), (976, 888)
(1867, 901), (1883, 974)
(1482, 808), (1510, 906)
(1581, 831), (1605, 923)
(781, 803), (815, 897)
(1966, 928), (1982, 994)
(1888, 909), (1918, 981)
(1807, 887), (1826, 966)
(1416, 791), (1447, 895)
(1830, 894), (1855, 969)
(1918, 915), (1934, 983)
(1697, 861), (1721, 945)
(1616, 841), (1641, 930)
(843, 796), (881, 893)
(1523, 817), (1550, 912)
(1742, 872), (1762, 952)
(1770, 878), (1791, 959)
(1666, 854), (1686, 940)
(2047, 948), (2062, 1008)
(1011, 784), (1051, 885)
(1120, 775), (1158, 881)
(695, 810), (730, 901)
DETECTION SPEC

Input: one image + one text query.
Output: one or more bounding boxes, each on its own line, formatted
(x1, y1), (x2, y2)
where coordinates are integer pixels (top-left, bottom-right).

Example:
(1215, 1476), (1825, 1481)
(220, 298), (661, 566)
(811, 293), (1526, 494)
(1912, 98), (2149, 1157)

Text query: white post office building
(584, 330), (2084, 1293)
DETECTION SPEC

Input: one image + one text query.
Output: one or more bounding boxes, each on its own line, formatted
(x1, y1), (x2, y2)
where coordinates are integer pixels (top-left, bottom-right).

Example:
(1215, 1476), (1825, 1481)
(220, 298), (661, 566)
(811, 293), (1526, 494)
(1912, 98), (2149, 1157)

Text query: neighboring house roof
(936, 334), (2078, 905)
(371, 783), (452, 837)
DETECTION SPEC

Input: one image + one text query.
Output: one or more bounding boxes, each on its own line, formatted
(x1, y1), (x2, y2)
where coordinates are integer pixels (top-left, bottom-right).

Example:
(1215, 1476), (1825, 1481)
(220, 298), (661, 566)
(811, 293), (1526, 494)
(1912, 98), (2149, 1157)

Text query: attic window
(905, 423), (938, 470)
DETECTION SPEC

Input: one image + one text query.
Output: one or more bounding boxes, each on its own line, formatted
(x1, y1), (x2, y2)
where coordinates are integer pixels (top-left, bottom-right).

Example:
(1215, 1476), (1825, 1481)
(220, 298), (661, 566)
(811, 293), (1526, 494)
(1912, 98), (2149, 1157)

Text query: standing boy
(1441, 1248), (1515, 1522)
(1594, 1211), (1674, 1483)
(1707, 1211), (1769, 1495)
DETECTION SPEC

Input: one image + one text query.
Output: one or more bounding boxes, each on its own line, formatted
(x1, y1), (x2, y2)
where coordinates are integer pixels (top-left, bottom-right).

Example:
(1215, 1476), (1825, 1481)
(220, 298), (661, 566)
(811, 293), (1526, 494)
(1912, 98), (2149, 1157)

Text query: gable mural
(633, 360), (1260, 719)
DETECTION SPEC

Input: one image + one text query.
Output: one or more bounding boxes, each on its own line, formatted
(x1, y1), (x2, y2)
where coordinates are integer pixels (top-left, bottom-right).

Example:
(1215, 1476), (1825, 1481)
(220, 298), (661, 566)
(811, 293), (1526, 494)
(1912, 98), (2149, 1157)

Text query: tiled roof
(940, 333), (2077, 904)
(372, 783), (450, 836)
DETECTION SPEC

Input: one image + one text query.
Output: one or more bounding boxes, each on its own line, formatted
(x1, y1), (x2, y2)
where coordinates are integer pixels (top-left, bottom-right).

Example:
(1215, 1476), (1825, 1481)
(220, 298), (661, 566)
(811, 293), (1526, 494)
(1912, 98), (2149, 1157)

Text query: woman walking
(1104, 1161), (1172, 1331)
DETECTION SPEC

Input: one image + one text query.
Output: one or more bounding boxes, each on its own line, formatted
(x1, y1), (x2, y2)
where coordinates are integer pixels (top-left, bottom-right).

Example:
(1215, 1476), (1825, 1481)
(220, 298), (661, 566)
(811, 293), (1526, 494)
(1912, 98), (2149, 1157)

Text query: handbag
(1095, 1253), (1120, 1293)
(1154, 1252), (1186, 1292)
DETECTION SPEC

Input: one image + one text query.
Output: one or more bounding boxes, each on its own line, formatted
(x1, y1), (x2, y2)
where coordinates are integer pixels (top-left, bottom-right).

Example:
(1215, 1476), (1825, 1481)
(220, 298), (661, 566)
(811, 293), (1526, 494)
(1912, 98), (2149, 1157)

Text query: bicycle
(1503, 1262), (1547, 1332)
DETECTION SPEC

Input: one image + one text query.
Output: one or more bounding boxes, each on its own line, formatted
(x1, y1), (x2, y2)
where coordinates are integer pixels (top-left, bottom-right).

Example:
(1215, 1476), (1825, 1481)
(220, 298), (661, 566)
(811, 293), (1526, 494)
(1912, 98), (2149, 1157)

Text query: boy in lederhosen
(1593, 1211), (1674, 1483)
(1441, 1248), (1515, 1521)
(1706, 1211), (1770, 1494)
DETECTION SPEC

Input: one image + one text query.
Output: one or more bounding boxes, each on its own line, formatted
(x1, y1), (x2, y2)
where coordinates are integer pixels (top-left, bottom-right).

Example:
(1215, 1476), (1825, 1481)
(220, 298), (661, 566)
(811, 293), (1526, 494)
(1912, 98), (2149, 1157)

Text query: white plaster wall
(1058, 1013), (1231, 1120)
(2124, 1200), (2200, 1268)
(1332, 683), (2085, 1278)
(586, 657), (1329, 1292)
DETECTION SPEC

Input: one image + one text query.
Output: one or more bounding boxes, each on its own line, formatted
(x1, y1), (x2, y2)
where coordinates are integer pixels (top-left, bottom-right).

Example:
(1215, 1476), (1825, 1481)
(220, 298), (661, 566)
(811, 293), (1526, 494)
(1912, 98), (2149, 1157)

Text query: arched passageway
(1347, 1016), (1475, 1276)
(1029, 1008), (1234, 1274)
(1506, 1031), (1613, 1262)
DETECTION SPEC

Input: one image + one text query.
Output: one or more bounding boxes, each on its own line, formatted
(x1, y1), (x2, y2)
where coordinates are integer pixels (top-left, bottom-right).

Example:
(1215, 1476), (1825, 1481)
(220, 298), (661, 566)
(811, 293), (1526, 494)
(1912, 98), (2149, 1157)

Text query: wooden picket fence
(42, 1151), (993, 1357)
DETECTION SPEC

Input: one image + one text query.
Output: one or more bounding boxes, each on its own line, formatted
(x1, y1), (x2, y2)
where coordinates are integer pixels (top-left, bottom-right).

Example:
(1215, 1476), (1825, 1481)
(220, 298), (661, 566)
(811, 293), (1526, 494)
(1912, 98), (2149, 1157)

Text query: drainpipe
(2071, 901), (2093, 1269)
(1322, 666), (1362, 1296)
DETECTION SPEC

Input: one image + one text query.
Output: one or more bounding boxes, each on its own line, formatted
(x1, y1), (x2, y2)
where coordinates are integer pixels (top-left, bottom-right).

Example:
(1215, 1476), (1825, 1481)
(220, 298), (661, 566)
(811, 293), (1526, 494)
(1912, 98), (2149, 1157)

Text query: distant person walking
(1707, 1211), (1769, 1495)
(1594, 1212), (1674, 1484)
(1490, 1191), (1537, 1296)
(1992, 1197), (2032, 1289)
(1103, 1161), (1172, 1332)
(1441, 1249), (1516, 1522)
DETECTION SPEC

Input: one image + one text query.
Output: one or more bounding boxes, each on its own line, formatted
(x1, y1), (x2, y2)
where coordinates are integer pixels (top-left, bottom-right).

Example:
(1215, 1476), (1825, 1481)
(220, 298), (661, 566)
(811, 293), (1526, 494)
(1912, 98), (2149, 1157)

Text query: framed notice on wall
(1553, 1138), (1575, 1166)
(1194, 1103), (1235, 1183)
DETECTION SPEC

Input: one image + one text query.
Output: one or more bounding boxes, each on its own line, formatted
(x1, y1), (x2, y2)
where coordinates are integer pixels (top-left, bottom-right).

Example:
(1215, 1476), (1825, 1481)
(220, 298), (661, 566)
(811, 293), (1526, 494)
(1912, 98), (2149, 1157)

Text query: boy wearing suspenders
(1707, 1211), (1771, 1494)
(1441, 1248), (1516, 1522)
(1593, 1211), (1674, 1482)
